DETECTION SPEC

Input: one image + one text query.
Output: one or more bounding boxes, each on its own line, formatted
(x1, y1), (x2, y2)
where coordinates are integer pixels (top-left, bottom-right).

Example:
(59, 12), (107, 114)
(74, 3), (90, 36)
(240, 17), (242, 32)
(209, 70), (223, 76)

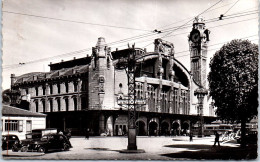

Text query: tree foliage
(2, 89), (11, 104)
(208, 39), (258, 122)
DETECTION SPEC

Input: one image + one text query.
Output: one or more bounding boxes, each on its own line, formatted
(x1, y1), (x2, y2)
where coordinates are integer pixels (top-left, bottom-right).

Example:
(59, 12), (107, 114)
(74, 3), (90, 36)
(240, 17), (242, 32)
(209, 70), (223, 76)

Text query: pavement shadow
(85, 147), (120, 152)
(161, 144), (257, 160)
(165, 144), (212, 150)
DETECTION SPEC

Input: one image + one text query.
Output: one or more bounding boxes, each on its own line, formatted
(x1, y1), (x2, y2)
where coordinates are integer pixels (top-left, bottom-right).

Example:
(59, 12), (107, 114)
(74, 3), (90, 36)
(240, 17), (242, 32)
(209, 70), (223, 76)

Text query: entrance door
(136, 121), (146, 136)
(161, 122), (169, 136)
(26, 120), (32, 134)
(149, 122), (158, 136)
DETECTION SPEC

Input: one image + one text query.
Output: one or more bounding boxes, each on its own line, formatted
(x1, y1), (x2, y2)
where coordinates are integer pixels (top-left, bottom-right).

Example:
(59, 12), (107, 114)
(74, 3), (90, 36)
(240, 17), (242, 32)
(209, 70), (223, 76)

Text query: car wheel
(63, 144), (70, 151)
(38, 147), (46, 153)
(12, 146), (18, 152)
(21, 146), (28, 152)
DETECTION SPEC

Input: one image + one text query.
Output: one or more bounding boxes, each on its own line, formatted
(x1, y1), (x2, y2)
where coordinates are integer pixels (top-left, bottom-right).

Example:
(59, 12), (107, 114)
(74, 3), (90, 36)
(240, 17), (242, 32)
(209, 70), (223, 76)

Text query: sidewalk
(2, 150), (45, 157)
(2, 136), (257, 160)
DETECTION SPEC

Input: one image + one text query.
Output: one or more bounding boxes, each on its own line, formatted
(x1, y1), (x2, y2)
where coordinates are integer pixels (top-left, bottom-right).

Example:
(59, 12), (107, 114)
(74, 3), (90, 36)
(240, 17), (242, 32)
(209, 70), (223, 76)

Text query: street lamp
(194, 86), (208, 137)
(113, 44), (145, 153)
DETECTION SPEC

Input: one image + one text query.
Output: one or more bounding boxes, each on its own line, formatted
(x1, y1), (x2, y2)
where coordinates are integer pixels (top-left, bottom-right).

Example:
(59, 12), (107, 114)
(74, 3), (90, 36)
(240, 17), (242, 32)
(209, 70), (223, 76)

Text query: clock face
(191, 32), (200, 43)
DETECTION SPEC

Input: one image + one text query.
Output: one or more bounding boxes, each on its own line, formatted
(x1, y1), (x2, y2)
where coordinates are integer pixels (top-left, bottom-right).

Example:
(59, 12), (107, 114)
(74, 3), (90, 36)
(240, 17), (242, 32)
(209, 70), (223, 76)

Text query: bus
(192, 124), (233, 136)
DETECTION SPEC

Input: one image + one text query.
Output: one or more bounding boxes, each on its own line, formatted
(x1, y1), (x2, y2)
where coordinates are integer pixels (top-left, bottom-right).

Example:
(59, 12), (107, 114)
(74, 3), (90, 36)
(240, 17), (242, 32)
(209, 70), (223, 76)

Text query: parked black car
(236, 131), (257, 144)
(2, 134), (20, 151)
(20, 133), (72, 153)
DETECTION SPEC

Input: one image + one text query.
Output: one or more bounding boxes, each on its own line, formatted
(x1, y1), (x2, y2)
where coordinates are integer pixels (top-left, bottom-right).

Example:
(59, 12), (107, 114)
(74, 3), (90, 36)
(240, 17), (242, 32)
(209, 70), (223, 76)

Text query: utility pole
(115, 44), (145, 153)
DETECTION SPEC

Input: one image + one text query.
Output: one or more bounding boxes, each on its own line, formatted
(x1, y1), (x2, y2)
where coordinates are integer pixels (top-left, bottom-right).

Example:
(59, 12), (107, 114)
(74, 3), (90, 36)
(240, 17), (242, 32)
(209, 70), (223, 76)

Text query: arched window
(42, 100), (45, 113)
(49, 100), (53, 112)
(35, 101), (38, 112)
(74, 82), (78, 92)
(65, 82), (69, 93)
(73, 98), (77, 111)
(35, 87), (38, 96)
(57, 98), (61, 111)
(57, 83), (61, 94)
(50, 84), (53, 94)
(65, 98), (69, 111)
(42, 86), (46, 95)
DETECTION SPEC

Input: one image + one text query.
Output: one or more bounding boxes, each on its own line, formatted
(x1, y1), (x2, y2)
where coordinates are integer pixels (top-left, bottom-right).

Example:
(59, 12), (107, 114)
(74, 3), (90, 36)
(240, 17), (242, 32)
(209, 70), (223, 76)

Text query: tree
(2, 89), (11, 104)
(208, 39), (258, 147)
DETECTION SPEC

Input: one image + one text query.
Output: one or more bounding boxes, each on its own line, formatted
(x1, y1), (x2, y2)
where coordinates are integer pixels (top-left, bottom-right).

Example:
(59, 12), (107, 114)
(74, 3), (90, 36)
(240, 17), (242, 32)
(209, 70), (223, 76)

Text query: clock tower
(189, 16), (210, 87)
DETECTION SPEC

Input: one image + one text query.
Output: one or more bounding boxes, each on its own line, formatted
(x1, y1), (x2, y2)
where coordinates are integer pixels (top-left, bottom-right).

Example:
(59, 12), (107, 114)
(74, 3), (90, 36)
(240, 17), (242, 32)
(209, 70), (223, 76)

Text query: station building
(10, 17), (216, 136)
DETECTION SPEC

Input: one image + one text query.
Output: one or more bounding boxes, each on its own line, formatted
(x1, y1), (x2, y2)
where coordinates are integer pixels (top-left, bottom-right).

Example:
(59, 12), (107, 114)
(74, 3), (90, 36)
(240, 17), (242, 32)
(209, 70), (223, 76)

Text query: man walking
(189, 132), (193, 142)
(213, 131), (220, 146)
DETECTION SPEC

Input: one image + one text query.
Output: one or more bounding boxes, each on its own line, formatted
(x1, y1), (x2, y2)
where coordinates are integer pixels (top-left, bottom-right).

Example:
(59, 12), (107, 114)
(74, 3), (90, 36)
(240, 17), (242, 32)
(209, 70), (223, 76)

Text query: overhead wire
(223, 0), (240, 15)
(2, 10), (152, 32)
(3, 16), (258, 70)
(142, 0), (224, 48)
(3, 3), (258, 69)
(3, 5), (256, 50)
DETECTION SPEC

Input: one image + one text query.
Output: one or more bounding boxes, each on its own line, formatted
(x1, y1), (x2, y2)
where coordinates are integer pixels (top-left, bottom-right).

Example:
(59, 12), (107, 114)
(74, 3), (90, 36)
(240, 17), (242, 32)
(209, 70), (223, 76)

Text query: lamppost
(194, 86), (208, 137)
(115, 44), (145, 153)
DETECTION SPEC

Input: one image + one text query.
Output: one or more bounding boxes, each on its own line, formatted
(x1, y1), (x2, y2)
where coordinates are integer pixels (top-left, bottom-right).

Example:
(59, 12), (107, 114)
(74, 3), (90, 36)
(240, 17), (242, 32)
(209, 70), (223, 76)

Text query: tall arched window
(65, 98), (69, 111)
(57, 98), (61, 111)
(50, 84), (53, 94)
(42, 86), (46, 95)
(73, 98), (77, 111)
(35, 101), (39, 112)
(74, 81), (78, 92)
(42, 100), (45, 113)
(35, 87), (38, 96)
(65, 82), (69, 93)
(49, 99), (53, 112)
(57, 83), (61, 94)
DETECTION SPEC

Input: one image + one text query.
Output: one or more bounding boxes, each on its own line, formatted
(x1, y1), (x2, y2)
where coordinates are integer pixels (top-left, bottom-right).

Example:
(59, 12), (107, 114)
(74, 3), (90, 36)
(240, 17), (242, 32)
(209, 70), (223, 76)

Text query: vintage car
(20, 133), (72, 153)
(12, 128), (58, 152)
(2, 134), (20, 151)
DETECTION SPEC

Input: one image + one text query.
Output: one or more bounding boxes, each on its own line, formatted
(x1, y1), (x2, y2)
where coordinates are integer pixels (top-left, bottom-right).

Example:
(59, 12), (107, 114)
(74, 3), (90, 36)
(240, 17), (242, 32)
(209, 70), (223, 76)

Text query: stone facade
(10, 18), (216, 136)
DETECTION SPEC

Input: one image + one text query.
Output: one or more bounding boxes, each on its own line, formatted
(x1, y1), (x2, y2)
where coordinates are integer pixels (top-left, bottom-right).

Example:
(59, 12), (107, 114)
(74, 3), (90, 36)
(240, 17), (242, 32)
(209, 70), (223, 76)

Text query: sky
(2, 0), (259, 90)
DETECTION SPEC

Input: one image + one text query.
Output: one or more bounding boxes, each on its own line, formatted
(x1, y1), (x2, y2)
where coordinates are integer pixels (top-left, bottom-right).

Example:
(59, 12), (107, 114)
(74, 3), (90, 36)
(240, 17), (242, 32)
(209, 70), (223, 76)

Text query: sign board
(117, 99), (146, 105)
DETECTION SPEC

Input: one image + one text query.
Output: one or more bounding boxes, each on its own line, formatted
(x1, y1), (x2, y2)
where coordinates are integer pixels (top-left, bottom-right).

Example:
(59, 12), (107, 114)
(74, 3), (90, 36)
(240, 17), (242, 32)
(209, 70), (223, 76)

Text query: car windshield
(41, 135), (48, 141)
(41, 135), (54, 141)
(26, 134), (33, 139)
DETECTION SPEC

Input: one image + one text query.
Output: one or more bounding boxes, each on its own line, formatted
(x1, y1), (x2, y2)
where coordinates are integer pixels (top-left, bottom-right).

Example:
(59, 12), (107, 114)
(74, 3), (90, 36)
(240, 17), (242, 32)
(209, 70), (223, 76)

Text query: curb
(2, 151), (45, 157)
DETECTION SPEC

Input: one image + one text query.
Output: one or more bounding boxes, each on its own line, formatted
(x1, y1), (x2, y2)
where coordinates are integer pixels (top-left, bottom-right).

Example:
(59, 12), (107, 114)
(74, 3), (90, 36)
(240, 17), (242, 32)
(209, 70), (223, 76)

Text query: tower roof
(193, 16), (205, 24)
(96, 37), (106, 47)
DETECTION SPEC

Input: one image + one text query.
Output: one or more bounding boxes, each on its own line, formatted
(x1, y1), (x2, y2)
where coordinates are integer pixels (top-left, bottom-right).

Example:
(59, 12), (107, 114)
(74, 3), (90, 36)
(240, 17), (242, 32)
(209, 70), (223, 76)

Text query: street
(2, 135), (257, 160)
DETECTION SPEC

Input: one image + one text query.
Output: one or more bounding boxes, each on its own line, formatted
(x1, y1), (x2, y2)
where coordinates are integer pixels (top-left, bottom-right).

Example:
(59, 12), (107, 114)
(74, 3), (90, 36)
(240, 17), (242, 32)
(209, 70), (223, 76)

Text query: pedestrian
(189, 132), (193, 142)
(213, 131), (220, 147)
(85, 128), (90, 140)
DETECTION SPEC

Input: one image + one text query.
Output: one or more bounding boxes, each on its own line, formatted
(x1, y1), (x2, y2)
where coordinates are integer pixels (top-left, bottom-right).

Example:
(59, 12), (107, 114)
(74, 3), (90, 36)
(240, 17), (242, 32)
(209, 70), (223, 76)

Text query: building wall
(1, 116), (46, 140)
